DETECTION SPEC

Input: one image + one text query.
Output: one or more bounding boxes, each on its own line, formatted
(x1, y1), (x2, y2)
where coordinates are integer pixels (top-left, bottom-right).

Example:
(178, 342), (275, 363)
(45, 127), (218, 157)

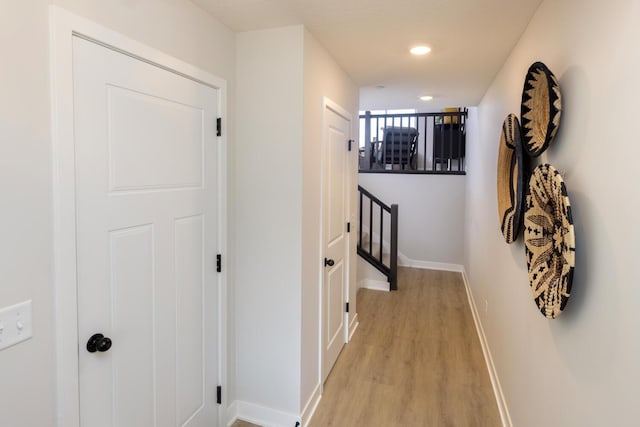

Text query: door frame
(318, 97), (352, 384)
(49, 7), (228, 427)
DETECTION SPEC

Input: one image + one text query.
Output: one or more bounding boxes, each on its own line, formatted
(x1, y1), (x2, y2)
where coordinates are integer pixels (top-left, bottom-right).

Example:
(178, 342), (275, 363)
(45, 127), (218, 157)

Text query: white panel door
(73, 36), (219, 427)
(322, 105), (350, 382)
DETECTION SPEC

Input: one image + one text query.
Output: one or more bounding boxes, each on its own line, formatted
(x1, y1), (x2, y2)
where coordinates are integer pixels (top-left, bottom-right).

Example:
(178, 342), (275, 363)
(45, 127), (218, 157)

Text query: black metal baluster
(422, 117), (429, 171)
(404, 116), (408, 170)
(458, 114), (467, 171)
(379, 205), (384, 263)
(448, 114), (454, 171)
(359, 190), (363, 247)
(369, 197), (373, 255)
(377, 115), (380, 167)
(391, 115), (396, 170)
(434, 115), (440, 171)
(381, 116), (385, 167)
(423, 116), (428, 171)
(457, 114), (462, 171)
(390, 204), (398, 291)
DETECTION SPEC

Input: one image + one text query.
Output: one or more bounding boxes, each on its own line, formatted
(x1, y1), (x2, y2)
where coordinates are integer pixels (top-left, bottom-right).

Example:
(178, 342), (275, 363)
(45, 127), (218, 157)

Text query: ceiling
(191, 0), (543, 111)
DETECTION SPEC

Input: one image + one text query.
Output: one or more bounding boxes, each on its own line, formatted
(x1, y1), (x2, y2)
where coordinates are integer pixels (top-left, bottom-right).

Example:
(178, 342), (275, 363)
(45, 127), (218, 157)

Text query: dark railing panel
(359, 109), (467, 174)
(390, 204), (398, 291)
(356, 185), (398, 291)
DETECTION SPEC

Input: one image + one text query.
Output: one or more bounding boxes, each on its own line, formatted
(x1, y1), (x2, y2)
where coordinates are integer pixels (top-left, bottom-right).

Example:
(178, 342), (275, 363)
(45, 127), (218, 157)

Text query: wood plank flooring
(308, 267), (501, 427)
(231, 267), (500, 427)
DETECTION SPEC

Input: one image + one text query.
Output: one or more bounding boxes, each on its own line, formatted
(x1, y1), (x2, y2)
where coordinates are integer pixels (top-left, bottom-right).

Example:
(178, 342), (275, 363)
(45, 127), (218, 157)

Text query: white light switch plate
(0, 300), (33, 351)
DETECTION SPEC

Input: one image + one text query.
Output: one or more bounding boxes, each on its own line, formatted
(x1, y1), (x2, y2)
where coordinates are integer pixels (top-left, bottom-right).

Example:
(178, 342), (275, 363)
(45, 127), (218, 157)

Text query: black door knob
(324, 258), (335, 267)
(87, 333), (112, 353)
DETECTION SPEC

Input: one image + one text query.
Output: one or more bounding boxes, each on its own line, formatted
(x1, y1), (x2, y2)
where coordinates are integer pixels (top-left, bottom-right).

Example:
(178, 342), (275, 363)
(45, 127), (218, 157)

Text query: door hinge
(216, 254), (222, 273)
(348, 139), (353, 151)
(346, 302), (350, 313)
(216, 117), (222, 137)
(347, 222), (351, 233)
(216, 385), (222, 404)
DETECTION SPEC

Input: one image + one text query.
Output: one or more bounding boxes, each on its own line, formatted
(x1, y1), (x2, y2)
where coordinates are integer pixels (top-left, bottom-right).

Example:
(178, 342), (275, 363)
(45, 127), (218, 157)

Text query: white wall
(235, 26), (358, 423)
(301, 28), (359, 415)
(356, 258), (387, 290)
(0, 2), (235, 426)
(359, 173), (466, 267)
(235, 26), (304, 417)
(464, 0), (640, 425)
(0, 3), (54, 426)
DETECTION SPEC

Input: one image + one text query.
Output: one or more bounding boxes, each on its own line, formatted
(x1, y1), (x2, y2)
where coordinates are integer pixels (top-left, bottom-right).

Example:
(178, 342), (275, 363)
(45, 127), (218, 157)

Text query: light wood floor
(309, 267), (500, 427)
(232, 267), (501, 427)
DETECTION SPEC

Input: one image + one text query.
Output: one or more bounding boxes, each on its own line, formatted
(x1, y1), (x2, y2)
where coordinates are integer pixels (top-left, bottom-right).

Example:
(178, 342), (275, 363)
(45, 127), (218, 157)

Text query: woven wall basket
(521, 62), (562, 157)
(524, 164), (575, 319)
(497, 114), (525, 243)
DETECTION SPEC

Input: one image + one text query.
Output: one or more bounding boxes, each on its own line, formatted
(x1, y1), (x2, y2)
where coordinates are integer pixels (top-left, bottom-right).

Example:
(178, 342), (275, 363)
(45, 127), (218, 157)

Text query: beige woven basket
(497, 114), (524, 243)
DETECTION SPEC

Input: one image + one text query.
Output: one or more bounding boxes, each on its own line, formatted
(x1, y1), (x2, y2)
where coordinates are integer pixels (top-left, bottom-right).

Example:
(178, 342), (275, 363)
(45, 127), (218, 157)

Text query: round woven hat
(521, 62), (562, 157)
(497, 114), (525, 243)
(524, 164), (575, 319)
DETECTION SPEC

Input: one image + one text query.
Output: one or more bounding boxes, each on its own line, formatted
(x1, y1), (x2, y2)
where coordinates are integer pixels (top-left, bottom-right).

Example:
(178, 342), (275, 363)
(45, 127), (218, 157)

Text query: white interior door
(322, 104), (350, 382)
(73, 36), (219, 427)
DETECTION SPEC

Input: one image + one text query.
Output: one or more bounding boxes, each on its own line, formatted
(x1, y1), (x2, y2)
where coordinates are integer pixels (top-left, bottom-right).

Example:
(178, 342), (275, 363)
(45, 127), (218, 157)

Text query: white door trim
(49, 7), (228, 427)
(318, 97), (352, 389)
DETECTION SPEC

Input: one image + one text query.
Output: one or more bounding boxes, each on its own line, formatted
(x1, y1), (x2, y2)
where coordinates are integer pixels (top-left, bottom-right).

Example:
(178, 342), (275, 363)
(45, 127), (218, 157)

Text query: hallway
(308, 267), (500, 426)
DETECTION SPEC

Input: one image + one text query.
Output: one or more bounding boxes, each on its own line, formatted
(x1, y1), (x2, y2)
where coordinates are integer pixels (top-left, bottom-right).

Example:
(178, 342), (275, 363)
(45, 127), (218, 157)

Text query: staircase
(357, 185), (398, 290)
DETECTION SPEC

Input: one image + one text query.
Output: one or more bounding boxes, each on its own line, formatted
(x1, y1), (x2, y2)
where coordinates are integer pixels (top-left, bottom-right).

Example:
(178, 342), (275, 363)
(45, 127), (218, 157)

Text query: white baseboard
(348, 313), (359, 341)
(461, 269), (512, 427)
(301, 383), (322, 427)
(226, 401), (238, 427)
(229, 400), (300, 427)
(360, 231), (463, 274)
(398, 253), (463, 272)
(357, 278), (389, 292)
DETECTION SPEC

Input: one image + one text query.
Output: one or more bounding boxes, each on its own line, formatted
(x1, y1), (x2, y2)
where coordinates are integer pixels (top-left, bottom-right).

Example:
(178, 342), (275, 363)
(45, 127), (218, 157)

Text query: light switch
(0, 300), (33, 351)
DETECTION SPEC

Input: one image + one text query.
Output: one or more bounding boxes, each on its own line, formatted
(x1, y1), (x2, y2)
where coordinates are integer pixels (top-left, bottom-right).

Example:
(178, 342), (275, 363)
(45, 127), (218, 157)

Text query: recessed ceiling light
(420, 95), (433, 101)
(410, 45), (431, 55)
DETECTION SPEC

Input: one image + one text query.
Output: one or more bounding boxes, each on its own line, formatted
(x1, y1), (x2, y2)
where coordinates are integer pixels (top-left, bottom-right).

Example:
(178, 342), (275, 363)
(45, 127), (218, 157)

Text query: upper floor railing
(359, 109), (467, 174)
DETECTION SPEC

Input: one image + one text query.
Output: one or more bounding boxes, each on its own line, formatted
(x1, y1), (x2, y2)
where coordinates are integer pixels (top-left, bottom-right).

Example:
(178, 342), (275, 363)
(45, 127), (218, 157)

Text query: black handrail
(358, 185), (391, 212)
(357, 185), (398, 291)
(359, 109), (467, 174)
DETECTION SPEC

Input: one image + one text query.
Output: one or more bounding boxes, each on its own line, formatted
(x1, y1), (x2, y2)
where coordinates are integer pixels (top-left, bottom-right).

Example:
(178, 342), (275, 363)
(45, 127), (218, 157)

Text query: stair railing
(357, 185), (398, 290)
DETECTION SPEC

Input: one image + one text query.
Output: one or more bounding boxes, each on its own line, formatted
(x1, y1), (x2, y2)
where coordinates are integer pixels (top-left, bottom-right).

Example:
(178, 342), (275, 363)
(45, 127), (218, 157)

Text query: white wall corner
(357, 278), (390, 292)
(301, 383), (322, 427)
(348, 313), (359, 341)
(398, 252), (463, 272)
(357, 230), (463, 274)
(225, 400), (239, 427)
(460, 269), (512, 427)
(234, 400), (300, 427)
